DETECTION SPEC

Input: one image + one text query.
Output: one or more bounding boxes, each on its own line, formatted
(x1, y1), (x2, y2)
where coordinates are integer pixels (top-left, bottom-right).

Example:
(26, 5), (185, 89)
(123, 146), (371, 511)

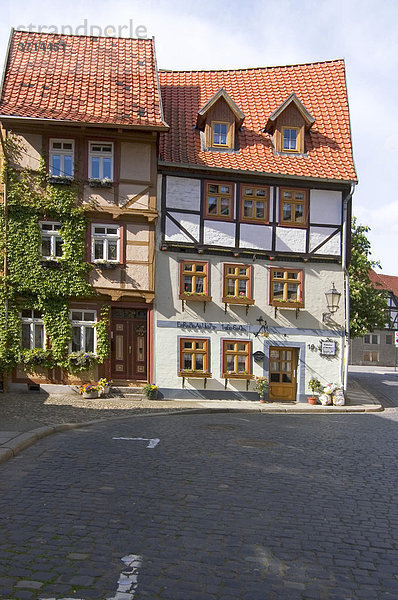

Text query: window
(386, 334), (393, 345)
(281, 127), (299, 152)
(364, 334), (379, 344)
(205, 181), (234, 220)
(179, 261), (210, 299)
(270, 268), (303, 307)
(241, 185), (269, 223)
(179, 338), (210, 375)
(88, 142), (113, 181)
(49, 139), (74, 178)
(279, 188), (307, 226)
(91, 224), (120, 262)
(40, 222), (63, 259)
(364, 351), (378, 363)
(20, 309), (45, 349)
(70, 310), (97, 353)
(222, 264), (254, 304)
(222, 340), (252, 377)
(211, 121), (232, 147)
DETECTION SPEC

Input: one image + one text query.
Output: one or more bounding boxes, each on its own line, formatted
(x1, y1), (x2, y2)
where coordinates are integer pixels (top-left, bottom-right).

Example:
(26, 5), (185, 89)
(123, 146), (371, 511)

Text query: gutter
(0, 115), (169, 132)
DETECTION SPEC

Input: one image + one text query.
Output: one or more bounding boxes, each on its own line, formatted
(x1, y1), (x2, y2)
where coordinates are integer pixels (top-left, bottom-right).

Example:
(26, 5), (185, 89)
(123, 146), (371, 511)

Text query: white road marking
(40, 554), (143, 600)
(113, 437), (160, 448)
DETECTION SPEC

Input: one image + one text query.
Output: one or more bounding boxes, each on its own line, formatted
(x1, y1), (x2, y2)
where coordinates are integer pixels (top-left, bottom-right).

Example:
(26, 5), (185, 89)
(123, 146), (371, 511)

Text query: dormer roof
(265, 93), (315, 134)
(196, 87), (245, 129)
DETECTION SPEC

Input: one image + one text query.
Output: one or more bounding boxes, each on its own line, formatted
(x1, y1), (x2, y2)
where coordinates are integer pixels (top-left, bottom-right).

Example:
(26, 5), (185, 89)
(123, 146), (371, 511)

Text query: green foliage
(0, 136), (110, 375)
(349, 217), (389, 338)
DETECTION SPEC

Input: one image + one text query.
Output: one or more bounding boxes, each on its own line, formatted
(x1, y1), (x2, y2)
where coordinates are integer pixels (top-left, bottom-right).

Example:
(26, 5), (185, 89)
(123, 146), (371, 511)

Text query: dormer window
(282, 127), (299, 152)
(212, 121), (231, 147)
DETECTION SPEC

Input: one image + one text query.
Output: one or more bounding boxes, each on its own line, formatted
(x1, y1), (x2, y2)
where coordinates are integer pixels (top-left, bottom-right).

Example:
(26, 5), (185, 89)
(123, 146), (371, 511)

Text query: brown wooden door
(269, 347), (298, 401)
(111, 312), (147, 381)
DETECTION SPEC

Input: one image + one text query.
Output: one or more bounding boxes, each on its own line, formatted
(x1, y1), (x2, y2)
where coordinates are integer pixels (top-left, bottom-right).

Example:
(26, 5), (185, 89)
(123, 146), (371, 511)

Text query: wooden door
(110, 310), (147, 381)
(269, 347), (298, 401)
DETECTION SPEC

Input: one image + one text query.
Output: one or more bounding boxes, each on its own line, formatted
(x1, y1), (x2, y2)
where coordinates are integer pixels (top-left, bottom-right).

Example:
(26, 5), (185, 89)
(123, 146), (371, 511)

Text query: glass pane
(83, 312), (95, 322)
(238, 268), (247, 276)
(270, 373), (280, 382)
(226, 356), (235, 371)
(94, 241), (104, 260)
(71, 311), (82, 321)
(94, 226), (106, 234)
(22, 323), (31, 349)
(237, 357), (246, 372)
(183, 341), (193, 349)
(107, 241), (118, 261)
(227, 267), (235, 274)
(103, 158), (112, 179)
(273, 282), (284, 300)
(33, 310), (42, 319)
(256, 189), (266, 197)
(227, 280), (235, 295)
(295, 193), (304, 201)
(283, 203), (292, 221)
(195, 342), (204, 350)
(183, 263), (193, 271)
(72, 326), (81, 352)
(195, 264), (204, 272)
(195, 277), (204, 293)
(283, 191), (292, 199)
(85, 327), (94, 352)
(282, 373), (292, 383)
(238, 280), (247, 296)
(270, 350), (279, 359)
(55, 238), (63, 257)
(270, 361), (280, 371)
(256, 202), (265, 218)
(107, 227), (118, 235)
(41, 223), (52, 231)
(282, 351), (292, 360)
(220, 199), (230, 215)
(226, 343), (235, 351)
(21, 309), (32, 318)
(274, 271), (284, 279)
(208, 196), (217, 214)
(244, 188), (254, 196)
(195, 354), (204, 371)
(208, 184), (218, 194)
(295, 205), (304, 222)
(281, 362), (290, 372)
(287, 284), (299, 301)
(51, 155), (61, 176)
(64, 155), (73, 177)
(287, 271), (299, 279)
(34, 324), (44, 349)
(220, 186), (230, 194)
(244, 200), (253, 217)
(91, 157), (100, 179)
(184, 276), (192, 292)
(63, 142), (73, 150)
(237, 343), (247, 352)
(184, 354), (193, 370)
(52, 142), (62, 149)
(41, 237), (51, 257)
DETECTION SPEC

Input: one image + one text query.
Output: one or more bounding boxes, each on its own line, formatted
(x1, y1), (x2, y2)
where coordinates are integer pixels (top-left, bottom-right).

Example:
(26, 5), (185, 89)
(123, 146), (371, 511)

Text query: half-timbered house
(155, 61), (357, 401)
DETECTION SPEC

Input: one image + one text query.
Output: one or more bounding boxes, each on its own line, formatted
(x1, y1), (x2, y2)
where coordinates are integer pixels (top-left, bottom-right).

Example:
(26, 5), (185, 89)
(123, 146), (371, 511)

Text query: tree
(349, 217), (389, 338)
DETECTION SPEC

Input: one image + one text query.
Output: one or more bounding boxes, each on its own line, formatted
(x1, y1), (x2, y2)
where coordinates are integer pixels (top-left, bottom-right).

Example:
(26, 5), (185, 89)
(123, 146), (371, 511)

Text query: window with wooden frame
(270, 268), (303, 307)
(364, 334), (379, 345)
(205, 181), (234, 221)
(91, 224), (120, 263)
(40, 222), (63, 259)
(241, 185), (269, 223)
(279, 188), (308, 227)
(179, 338), (210, 377)
(222, 340), (252, 378)
(88, 141), (114, 181)
(281, 127), (300, 152)
(49, 139), (74, 179)
(222, 264), (254, 305)
(70, 310), (97, 353)
(211, 121), (233, 148)
(364, 351), (378, 363)
(179, 261), (211, 301)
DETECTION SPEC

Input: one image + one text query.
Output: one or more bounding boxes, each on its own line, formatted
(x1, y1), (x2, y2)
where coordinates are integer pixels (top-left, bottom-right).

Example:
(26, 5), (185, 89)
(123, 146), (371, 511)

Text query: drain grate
(238, 439), (278, 448)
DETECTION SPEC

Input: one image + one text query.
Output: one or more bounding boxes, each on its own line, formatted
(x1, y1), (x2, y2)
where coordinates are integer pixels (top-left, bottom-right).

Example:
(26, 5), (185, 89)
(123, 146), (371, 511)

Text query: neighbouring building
(154, 61), (357, 401)
(350, 270), (398, 367)
(0, 30), (168, 389)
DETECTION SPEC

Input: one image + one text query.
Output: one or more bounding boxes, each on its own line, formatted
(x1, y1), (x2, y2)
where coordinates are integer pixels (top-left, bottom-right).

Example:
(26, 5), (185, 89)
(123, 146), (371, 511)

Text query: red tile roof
(159, 61), (357, 182)
(0, 30), (168, 130)
(369, 270), (398, 297)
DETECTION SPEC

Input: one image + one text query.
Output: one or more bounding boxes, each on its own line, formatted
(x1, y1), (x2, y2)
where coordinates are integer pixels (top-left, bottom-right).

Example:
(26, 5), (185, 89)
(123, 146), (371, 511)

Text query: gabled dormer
(196, 88), (245, 150)
(265, 93), (315, 155)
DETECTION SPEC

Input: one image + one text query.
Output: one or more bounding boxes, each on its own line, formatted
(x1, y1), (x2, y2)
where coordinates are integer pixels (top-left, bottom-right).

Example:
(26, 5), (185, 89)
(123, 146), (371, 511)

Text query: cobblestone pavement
(349, 367), (398, 408)
(0, 411), (398, 599)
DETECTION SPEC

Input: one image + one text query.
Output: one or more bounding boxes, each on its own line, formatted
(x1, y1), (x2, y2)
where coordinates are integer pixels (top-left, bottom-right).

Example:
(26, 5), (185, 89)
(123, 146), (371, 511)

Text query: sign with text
(320, 341), (336, 356)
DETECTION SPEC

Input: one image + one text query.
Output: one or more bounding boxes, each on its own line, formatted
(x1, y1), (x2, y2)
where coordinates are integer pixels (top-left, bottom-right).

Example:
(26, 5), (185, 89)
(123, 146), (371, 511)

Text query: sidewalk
(0, 379), (383, 465)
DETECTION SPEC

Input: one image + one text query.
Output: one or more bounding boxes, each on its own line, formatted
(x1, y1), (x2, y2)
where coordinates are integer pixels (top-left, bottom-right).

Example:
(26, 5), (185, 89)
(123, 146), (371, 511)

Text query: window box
(178, 370), (212, 378)
(222, 296), (255, 306)
(40, 259), (62, 269)
(88, 178), (113, 188)
(95, 261), (119, 270)
(179, 293), (212, 302)
(222, 372), (254, 380)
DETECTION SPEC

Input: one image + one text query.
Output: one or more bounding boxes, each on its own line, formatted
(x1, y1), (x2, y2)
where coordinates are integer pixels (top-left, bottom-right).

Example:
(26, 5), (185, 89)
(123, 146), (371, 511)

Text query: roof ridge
(158, 58), (345, 74)
(14, 29), (153, 42)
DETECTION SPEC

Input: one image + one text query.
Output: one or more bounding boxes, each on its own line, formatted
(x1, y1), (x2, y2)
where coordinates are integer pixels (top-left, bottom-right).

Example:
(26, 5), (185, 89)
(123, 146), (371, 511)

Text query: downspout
(342, 183), (355, 393)
(0, 127), (8, 391)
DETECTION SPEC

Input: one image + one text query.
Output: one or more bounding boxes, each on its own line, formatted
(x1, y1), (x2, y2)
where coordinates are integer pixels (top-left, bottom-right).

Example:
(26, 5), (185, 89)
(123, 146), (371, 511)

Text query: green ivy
(0, 136), (110, 375)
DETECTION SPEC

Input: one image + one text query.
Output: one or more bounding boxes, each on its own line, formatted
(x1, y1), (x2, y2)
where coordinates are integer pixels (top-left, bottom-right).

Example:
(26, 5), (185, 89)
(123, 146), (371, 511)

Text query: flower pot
(308, 396), (318, 405)
(100, 385), (111, 396)
(83, 391), (99, 399)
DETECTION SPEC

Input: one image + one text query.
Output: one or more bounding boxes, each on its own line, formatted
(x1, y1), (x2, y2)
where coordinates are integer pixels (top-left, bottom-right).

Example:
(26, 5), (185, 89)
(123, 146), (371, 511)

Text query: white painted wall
(203, 220), (236, 246)
(310, 189), (342, 224)
(166, 176), (201, 211)
(310, 228), (341, 255)
(275, 227), (306, 252)
(240, 224), (272, 250)
(165, 213), (200, 243)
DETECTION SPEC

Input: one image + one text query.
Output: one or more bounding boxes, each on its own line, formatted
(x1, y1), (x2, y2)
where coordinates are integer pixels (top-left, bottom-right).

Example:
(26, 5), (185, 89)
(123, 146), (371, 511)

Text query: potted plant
(255, 376), (268, 402)
(68, 351), (97, 373)
(98, 378), (113, 396)
(308, 378), (322, 404)
(143, 383), (158, 400)
(79, 383), (99, 399)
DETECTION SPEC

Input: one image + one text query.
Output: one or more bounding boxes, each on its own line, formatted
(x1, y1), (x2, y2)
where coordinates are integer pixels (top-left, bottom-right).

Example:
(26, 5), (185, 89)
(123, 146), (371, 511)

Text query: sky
(0, 0), (397, 275)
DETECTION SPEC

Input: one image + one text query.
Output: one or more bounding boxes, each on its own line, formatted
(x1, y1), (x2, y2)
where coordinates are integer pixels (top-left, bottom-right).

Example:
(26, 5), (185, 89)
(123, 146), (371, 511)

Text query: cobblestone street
(0, 411), (398, 599)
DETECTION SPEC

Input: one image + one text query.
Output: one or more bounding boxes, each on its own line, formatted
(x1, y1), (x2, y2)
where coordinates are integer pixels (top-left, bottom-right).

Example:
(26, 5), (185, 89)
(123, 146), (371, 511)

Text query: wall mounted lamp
(322, 283), (341, 323)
